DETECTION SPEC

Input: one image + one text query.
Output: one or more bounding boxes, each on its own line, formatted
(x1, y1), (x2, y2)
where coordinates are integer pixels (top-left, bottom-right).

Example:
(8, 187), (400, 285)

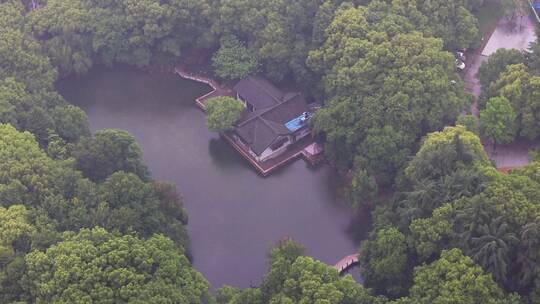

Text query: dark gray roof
(234, 90), (310, 156)
(233, 76), (284, 109)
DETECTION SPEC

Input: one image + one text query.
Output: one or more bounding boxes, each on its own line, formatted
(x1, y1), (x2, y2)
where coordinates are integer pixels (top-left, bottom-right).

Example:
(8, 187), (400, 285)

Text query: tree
(405, 126), (489, 183)
(0, 205), (36, 303)
(74, 129), (149, 181)
(0, 124), (56, 207)
(410, 203), (455, 262)
(526, 41), (540, 74)
(23, 227), (211, 303)
(470, 216), (519, 284)
(27, 0), (94, 75)
(96, 172), (190, 249)
(359, 227), (410, 297)
(457, 114), (480, 135)
(394, 249), (507, 304)
(480, 96), (517, 146)
(212, 36), (259, 80)
(478, 49), (524, 89)
(51, 105), (90, 142)
(347, 167), (378, 209)
(205, 97), (244, 132)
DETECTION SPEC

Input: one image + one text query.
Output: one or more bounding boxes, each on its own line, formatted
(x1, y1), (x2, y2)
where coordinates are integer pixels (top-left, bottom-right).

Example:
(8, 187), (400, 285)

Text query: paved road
(482, 15), (537, 56)
(462, 14), (537, 169)
(463, 54), (488, 115)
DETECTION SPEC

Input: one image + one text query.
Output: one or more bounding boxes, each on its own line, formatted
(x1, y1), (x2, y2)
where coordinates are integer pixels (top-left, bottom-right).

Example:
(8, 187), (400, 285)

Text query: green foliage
(359, 227), (410, 297)
(480, 96), (517, 145)
(262, 239), (385, 304)
(526, 41), (540, 74)
(347, 167), (378, 210)
(457, 114), (480, 135)
(478, 48), (524, 89)
(205, 97), (244, 132)
(27, 0), (94, 76)
(410, 203), (455, 262)
(212, 36), (259, 80)
(51, 105), (90, 142)
(0, 123), (55, 207)
(74, 129), (149, 182)
(310, 6), (466, 178)
(405, 126), (489, 183)
(486, 64), (540, 139)
(23, 227), (211, 303)
(395, 249), (506, 304)
(96, 172), (190, 247)
(0, 124), (190, 254)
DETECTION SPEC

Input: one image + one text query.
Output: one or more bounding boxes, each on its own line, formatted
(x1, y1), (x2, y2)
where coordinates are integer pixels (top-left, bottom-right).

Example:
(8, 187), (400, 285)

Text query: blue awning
(285, 113), (310, 132)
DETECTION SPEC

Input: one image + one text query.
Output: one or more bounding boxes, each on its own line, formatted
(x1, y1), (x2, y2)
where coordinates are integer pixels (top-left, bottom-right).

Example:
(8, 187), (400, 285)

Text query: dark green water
(58, 65), (366, 289)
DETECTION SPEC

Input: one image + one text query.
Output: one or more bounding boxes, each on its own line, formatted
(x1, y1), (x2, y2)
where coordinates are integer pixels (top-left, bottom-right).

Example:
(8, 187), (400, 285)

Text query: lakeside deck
(175, 66), (324, 176)
(222, 132), (324, 176)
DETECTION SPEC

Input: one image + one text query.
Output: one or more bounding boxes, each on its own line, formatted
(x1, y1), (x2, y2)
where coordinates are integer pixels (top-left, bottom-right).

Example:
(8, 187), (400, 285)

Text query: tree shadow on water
(208, 138), (253, 171)
(345, 209), (373, 245)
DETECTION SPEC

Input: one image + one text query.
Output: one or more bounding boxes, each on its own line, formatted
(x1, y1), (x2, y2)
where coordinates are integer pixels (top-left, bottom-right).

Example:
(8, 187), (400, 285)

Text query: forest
(0, 0), (539, 303)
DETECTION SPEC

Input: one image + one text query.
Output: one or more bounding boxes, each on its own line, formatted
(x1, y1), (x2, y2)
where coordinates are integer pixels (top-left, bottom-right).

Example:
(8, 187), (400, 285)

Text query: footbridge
(333, 254), (359, 274)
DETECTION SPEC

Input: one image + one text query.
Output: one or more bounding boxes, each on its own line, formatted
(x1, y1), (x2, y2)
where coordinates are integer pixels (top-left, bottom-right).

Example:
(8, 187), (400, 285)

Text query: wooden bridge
(333, 254), (359, 274)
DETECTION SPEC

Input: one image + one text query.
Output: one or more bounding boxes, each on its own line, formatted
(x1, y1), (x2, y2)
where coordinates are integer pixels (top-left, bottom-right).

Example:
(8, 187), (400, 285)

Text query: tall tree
(478, 49), (524, 89)
(205, 97), (244, 132)
(74, 129), (149, 182)
(470, 216), (519, 284)
(212, 36), (259, 80)
(480, 96), (518, 146)
(359, 227), (410, 297)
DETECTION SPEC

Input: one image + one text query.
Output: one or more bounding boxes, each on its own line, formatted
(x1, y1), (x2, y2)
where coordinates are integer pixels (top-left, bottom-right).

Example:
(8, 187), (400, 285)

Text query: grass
(474, 1), (504, 38)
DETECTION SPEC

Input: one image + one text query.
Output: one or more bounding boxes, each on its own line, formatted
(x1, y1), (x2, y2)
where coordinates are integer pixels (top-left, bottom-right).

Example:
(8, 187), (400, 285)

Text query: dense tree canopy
(309, 6), (466, 182)
(2, 0), (538, 302)
(24, 228), (211, 303)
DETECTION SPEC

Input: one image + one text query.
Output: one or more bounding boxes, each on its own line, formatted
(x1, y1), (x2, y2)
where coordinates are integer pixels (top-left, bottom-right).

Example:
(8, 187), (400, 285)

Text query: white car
(456, 59), (466, 71)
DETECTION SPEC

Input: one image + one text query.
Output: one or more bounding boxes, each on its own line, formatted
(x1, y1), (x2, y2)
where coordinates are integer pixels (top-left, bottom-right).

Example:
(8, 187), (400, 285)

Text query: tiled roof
(234, 79), (310, 156)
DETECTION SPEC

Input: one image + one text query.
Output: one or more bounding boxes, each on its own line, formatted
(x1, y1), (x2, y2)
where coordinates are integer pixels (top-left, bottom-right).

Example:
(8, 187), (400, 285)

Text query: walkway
(174, 66), (235, 109)
(333, 254), (359, 274)
(462, 12), (537, 170)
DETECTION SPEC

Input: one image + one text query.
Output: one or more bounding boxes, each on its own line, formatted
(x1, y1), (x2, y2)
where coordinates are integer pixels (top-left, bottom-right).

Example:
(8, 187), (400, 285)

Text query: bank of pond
(57, 64), (367, 289)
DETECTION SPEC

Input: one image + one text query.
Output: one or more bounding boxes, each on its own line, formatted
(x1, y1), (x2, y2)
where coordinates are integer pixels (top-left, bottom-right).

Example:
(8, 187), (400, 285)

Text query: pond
(57, 65), (367, 289)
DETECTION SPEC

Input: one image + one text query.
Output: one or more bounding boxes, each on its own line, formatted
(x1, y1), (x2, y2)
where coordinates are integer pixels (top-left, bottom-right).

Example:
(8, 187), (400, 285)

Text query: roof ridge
(237, 92), (303, 126)
(248, 76), (283, 103)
